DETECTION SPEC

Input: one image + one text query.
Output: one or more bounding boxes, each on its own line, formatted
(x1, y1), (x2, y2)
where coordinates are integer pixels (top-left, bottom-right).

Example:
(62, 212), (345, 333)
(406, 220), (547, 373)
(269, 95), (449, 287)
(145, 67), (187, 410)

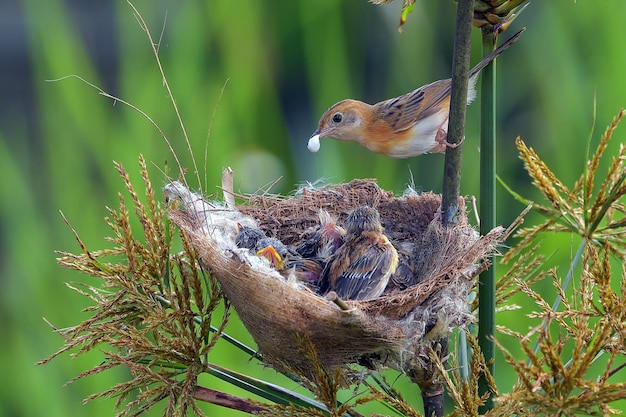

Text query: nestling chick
(256, 238), (324, 285)
(320, 206), (398, 300)
(384, 248), (418, 294)
(255, 237), (298, 270)
(297, 209), (346, 259)
(235, 224), (267, 250)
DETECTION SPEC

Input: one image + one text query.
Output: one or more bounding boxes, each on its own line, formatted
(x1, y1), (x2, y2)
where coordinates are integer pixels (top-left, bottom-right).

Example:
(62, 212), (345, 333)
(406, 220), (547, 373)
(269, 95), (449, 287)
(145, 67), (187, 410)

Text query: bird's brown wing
(375, 78), (452, 133)
(374, 29), (526, 135)
(330, 243), (396, 300)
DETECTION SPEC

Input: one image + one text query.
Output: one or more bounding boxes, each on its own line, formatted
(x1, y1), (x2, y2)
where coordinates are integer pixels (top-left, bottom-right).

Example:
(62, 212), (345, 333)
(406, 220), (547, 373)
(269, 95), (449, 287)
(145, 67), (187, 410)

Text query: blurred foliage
(2, 0), (626, 416)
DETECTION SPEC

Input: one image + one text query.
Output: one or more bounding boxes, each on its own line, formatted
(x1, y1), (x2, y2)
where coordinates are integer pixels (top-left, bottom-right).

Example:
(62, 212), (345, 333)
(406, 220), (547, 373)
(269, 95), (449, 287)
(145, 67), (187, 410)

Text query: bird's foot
(431, 117), (464, 152)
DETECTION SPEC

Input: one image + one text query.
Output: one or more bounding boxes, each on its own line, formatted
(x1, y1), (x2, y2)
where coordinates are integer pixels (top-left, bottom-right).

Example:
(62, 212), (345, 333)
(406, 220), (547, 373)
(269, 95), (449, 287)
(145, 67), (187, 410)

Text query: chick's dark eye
(332, 113), (343, 123)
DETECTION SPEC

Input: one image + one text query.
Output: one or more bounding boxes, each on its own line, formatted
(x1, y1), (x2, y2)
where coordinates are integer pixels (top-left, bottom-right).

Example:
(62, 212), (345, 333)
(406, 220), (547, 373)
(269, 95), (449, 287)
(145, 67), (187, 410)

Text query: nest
(165, 175), (503, 381)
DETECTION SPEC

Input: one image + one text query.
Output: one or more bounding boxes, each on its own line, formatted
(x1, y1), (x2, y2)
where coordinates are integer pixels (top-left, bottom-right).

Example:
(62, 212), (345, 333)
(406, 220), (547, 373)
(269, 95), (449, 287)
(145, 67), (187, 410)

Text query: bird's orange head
(308, 99), (370, 153)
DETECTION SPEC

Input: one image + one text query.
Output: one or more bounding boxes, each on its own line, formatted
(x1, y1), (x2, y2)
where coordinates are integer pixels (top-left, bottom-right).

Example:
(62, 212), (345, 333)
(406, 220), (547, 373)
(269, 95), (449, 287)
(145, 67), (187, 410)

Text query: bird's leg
(431, 116), (465, 152)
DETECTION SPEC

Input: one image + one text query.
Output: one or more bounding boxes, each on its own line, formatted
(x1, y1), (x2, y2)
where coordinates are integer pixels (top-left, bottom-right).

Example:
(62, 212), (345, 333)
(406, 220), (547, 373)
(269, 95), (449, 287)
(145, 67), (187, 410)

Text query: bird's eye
(331, 113), (343, 123)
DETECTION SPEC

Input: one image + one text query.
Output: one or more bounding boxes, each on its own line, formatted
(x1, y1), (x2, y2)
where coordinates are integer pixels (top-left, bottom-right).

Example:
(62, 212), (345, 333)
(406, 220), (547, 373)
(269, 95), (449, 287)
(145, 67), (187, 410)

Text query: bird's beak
(308, 130), (321, 153)
(256, 246), (284, 270)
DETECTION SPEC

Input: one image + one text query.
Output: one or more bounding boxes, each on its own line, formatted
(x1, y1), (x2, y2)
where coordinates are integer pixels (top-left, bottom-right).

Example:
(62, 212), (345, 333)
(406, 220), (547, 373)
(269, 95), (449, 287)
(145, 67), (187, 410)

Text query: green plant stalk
(207, 363), (330, 412)
(434, 1), (474, 417)
(441, 0), (474, 225)
(478, 29), (497, 413)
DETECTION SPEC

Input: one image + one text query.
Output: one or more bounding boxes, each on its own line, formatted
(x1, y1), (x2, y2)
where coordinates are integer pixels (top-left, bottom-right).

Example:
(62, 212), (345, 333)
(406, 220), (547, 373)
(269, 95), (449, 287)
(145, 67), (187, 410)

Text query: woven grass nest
(165, 173), (503, 380)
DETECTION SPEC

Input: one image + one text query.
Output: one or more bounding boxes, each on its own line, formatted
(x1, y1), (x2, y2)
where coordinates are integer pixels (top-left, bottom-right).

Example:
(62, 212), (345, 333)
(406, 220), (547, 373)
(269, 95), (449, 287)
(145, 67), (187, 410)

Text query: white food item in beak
(308, 134), (321, 153)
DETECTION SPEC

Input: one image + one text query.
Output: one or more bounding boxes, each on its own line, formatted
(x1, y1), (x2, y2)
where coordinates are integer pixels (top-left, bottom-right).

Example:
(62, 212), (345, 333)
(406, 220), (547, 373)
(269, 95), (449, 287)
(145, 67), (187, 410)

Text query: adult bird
(308, 28), (524, 158)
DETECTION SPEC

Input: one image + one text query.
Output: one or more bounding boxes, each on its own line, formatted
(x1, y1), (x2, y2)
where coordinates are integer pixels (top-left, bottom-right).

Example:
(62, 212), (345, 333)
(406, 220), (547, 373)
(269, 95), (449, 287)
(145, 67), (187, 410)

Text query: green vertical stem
(441, 0), (474, 226)
(478, 28), (497, 413)
(421, 1), (472, 417)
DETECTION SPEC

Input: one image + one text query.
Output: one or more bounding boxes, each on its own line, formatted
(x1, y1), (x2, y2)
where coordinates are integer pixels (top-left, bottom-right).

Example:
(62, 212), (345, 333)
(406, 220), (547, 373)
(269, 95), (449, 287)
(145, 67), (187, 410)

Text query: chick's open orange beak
(256, 245), (285, 270)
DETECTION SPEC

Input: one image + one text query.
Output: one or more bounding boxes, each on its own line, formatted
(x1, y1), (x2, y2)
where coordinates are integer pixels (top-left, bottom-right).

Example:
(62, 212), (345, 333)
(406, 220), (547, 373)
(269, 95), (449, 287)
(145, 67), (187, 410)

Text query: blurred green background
(2, 0), (626, 416)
